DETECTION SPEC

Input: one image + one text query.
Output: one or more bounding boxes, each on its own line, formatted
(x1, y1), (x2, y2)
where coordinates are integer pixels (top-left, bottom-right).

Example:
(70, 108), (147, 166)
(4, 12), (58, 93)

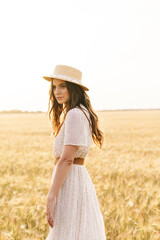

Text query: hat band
(50, 74), (82, 85)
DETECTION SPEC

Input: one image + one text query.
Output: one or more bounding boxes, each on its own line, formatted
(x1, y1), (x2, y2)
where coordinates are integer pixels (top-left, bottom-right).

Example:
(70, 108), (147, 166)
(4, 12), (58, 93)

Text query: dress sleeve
(64, 109), (88, 147)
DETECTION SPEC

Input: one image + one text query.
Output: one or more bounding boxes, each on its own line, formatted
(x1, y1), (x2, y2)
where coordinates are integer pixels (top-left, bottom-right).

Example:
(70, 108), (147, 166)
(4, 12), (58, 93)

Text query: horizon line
(0, 108), (160, 113)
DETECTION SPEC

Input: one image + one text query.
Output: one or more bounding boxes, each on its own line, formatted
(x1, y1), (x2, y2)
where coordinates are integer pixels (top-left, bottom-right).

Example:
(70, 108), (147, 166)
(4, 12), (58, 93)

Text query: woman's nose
(55, 87), (60, 94)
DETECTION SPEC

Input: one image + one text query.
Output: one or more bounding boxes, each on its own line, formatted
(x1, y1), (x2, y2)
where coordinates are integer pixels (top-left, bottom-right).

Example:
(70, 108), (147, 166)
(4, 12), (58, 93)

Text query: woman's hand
(46, 193), (57, 228)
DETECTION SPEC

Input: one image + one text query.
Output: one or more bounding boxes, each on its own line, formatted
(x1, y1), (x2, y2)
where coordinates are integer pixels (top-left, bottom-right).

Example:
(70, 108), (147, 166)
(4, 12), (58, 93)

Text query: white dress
(46, 104), (106, 240)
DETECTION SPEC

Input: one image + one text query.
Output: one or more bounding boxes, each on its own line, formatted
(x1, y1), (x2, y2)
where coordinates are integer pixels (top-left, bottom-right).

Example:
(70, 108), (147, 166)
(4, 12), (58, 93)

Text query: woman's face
(52, 78), (70, 105)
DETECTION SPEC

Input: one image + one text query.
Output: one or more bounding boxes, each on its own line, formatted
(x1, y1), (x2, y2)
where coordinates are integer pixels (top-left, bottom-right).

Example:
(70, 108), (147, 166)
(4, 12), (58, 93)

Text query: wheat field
(0, 110), (160, 240)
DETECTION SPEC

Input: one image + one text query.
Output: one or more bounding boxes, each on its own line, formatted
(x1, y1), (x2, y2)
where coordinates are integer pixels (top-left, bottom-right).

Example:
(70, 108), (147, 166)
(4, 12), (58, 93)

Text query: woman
(43, 65), (106, 240)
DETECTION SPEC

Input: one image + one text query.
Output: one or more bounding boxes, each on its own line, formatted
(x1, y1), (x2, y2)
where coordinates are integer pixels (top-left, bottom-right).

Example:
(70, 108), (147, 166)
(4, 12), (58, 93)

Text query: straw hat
(43, 64), (89, 91)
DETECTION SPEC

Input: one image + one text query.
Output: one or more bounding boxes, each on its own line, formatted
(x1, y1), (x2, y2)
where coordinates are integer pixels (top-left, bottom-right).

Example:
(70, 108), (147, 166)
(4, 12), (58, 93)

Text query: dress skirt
(46, 164), (106, 240)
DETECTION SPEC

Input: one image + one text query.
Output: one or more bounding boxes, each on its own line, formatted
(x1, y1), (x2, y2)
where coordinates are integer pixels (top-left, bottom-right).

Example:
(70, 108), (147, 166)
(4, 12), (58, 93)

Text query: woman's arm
(47, 145), (78, 199)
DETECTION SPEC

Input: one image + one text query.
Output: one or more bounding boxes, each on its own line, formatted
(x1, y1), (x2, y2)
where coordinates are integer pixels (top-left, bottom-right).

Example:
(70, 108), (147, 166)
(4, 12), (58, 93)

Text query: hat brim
(42, 76), (89, 91)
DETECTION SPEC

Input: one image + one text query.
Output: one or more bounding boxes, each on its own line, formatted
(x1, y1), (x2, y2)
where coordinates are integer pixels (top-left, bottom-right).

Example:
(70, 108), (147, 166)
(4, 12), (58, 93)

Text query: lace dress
(46, 104), (106, 240)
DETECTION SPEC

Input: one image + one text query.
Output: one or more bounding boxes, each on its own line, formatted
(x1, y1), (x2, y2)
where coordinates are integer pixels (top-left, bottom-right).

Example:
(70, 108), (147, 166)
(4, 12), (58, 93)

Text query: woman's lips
(57, 97), (63, 100)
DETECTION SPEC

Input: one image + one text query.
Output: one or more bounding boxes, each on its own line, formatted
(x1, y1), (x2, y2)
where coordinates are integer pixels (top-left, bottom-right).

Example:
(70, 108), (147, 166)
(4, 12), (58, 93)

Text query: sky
(0, 0), (160, 111)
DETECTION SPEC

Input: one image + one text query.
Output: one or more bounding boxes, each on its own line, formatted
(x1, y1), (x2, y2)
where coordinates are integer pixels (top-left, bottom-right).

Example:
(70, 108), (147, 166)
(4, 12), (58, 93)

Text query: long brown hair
(47, 79), (104, 149)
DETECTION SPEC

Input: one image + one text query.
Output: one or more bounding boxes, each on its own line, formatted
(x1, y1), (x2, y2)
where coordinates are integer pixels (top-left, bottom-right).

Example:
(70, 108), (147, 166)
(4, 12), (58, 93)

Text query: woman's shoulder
(66, 104), (88, 119)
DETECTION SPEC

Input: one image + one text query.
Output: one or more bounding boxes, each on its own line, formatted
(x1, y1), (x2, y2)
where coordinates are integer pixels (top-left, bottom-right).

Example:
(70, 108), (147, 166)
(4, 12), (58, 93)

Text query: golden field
(0, 110), (160, 240)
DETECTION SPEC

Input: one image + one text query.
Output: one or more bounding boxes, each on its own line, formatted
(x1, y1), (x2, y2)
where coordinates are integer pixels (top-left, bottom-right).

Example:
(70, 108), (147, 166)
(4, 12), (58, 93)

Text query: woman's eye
(52, 85), (66, 89)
